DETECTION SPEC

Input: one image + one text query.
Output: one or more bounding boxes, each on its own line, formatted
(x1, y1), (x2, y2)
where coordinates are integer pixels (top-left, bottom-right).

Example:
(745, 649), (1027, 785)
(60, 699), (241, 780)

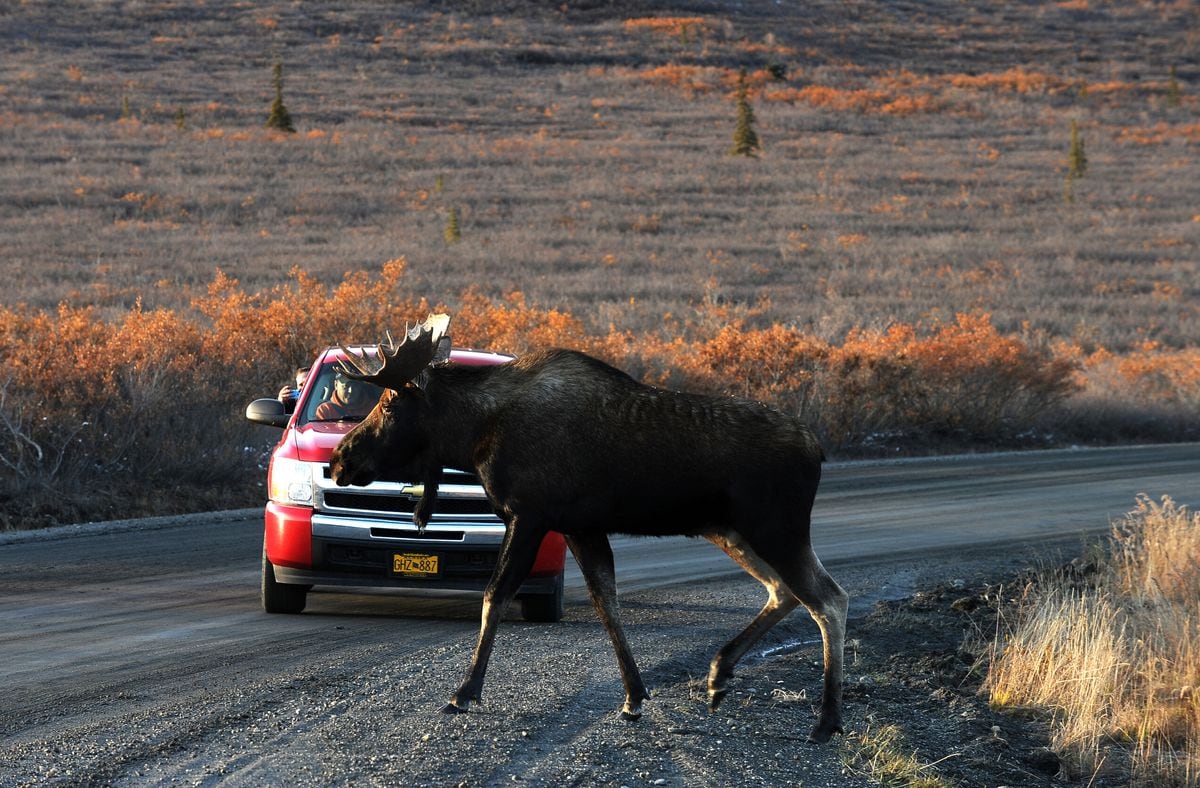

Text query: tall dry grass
(986, 496), (1200, 785)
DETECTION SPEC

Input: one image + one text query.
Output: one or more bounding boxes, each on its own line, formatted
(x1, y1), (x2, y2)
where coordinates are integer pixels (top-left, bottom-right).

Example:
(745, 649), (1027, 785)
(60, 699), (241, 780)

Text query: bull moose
(330, 314), (848, 743)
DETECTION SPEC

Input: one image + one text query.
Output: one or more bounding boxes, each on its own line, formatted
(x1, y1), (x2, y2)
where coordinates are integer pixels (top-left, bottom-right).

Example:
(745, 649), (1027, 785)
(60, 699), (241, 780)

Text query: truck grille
(316, 467), (496, 521)
(322, 491), (492, 517)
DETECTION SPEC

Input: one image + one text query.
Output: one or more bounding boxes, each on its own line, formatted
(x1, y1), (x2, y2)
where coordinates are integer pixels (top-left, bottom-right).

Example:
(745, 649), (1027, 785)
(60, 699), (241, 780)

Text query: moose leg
(564, 532), (650, 720)
(703, 533), (800, 713)
(767, 543), (849, 744)
(443, 520), (545, 714)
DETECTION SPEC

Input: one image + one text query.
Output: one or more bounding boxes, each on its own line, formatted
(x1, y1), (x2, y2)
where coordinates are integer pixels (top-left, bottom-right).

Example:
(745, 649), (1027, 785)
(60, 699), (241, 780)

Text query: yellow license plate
(393, 552), (439, 577)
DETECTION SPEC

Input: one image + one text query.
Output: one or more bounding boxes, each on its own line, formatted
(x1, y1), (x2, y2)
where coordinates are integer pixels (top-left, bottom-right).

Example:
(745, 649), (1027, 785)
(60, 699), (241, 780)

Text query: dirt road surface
(1, 444), (1196, 786)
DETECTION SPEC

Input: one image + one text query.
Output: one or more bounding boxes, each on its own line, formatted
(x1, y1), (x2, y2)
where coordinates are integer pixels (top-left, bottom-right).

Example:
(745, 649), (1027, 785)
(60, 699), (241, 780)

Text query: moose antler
(337, 314), (451, 390)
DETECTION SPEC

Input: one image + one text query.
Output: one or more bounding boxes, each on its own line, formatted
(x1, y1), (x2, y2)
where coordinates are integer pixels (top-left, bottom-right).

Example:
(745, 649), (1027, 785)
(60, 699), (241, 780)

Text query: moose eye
(382, 392), (405, 413)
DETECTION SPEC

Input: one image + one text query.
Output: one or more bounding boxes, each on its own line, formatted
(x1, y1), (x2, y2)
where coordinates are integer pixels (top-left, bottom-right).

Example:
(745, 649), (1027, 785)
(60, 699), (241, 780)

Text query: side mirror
(245, 398), (290, 428)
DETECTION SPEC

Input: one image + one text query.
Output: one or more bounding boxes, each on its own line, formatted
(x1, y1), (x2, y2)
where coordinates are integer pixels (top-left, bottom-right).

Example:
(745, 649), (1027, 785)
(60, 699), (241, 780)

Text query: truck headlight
(269, 458), (317, 506)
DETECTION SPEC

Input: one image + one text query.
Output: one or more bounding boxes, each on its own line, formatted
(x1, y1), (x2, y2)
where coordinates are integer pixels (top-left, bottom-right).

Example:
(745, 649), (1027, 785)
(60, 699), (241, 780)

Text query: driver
(314, 373), (374, 420)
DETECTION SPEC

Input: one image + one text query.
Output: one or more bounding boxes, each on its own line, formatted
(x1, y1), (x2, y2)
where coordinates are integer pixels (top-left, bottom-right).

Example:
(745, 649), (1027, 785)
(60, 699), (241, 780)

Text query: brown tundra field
(1, 0), (1197, 527)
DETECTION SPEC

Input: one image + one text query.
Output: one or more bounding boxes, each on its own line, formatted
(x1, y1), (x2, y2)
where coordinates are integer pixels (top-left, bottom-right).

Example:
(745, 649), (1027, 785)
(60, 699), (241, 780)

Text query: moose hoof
(620, 706), (643, 722)
(807, 719), (845, 744)
(707, 687), (728, 712)
(441, 702), (469, 715)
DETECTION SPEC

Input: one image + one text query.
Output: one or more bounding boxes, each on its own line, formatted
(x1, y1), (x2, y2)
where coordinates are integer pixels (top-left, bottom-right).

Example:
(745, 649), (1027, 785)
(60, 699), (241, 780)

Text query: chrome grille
(322, 490), (492, 516)
(315, 466), (496, 521)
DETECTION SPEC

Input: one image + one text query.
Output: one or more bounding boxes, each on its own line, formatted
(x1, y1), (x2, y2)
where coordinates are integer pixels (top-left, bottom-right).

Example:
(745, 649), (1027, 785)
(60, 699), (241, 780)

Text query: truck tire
(520, 571), (564, 623)
(261, 543), (308, 614)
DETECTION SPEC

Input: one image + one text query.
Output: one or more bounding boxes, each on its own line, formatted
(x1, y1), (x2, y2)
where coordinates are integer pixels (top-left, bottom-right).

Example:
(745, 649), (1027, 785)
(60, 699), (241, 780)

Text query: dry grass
(841, 720), (955, 788)
(986, 496), (1200, 785)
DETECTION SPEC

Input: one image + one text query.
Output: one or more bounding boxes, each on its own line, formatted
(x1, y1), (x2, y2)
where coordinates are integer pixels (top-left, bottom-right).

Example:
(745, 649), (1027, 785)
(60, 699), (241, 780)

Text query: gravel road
(1, 444), (1196, 786)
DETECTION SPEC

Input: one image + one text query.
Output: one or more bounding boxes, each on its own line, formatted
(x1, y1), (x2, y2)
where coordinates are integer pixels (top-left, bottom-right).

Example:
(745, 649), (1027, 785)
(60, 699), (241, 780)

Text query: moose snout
(328, 451), (354, 486)
(328, 456), (346, 485)
(329, 447), (377, 487)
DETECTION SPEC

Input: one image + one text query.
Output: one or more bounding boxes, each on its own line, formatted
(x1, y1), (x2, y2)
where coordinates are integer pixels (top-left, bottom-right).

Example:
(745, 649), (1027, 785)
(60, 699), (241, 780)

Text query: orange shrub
(622, 17), (708, 37)
(1085, 344), (1200, 409)
(451, 289), (589, 355)
(681, 323), (830, 414)
(766, 85), (889, 112)
(628, 66), (779, 99)
(947, 67), (1061, 94)
(630, 64), (722, 94)
(0, 300), (218, 526)
(1116, 122), (1200, 146)
(720, 68), (776, 93)
(193, 258), (425, 394)
(1, 303), (112, 409)
(609, 307), (1077, 449)
(878, 94), (939, 115)
(816, 314), (1078, 446)
(765, 85), (936, 115)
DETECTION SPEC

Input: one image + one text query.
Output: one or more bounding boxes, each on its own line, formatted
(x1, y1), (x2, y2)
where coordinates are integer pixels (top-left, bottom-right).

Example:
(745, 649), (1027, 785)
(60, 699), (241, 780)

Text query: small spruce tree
(174, 106), (187, 131)
(729, 69), (761, 157)
(1064, 119), (1088, 204)
(266, 61), (296, 133)
(1167, 65), (1182, 108)
(1067, 119), (1087, 179)
(444, 207), (461, 245)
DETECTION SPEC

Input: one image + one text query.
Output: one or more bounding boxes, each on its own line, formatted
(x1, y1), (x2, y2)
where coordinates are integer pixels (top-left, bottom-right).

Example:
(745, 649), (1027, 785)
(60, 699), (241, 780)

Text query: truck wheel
(520, 571), (564, 623)
(262, 543), (307, 614)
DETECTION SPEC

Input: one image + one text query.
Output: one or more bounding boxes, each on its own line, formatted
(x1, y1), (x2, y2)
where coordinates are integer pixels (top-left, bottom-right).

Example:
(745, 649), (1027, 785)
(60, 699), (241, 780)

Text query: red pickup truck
(245, 346), (567, 621)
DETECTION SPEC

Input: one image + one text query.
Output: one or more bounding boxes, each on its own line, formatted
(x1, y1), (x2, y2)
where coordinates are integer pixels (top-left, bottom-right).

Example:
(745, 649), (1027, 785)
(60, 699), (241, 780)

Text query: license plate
(393, 552), (439, 578)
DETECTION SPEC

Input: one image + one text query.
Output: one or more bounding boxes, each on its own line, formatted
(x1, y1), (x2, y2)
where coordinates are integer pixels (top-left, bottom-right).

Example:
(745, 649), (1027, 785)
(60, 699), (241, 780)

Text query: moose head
(328, 314), (451, 490)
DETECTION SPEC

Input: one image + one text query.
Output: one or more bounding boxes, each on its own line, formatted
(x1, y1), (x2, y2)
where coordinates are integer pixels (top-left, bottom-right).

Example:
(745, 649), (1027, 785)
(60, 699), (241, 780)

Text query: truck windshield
(300, 362), (384, 424)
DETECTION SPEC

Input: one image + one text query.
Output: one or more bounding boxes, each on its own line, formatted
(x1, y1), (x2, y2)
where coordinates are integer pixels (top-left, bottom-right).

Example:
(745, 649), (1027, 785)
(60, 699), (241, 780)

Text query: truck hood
(291, 421), (356, 463)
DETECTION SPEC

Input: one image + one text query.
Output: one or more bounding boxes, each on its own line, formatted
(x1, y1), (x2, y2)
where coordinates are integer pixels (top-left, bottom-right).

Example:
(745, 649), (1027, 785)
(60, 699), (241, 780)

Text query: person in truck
(314, 372), (375, 421)
(276, 366), (309, 414)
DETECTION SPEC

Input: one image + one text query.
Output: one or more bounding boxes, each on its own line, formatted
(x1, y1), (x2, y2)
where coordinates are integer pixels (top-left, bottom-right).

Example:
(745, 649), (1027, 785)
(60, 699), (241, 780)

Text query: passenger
(314, 373), (374, 420)
(277, 366), (309, 414)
